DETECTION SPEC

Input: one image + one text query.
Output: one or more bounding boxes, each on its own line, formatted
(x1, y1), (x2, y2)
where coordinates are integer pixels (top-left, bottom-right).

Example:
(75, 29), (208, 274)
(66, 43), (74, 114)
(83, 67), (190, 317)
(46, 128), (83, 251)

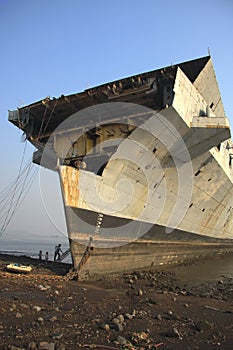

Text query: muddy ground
(0, 253), (233, 350)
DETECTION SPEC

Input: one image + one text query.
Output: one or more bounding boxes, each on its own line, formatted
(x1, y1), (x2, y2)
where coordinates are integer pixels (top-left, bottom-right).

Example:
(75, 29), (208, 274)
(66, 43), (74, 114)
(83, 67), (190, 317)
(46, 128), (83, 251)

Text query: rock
(56, 345), (66, 350)
(180, 290), (187, 295)
(156, 314), (162, 320)
(162, 328), (182, 339)
(101, 324), (110, 331)
(51, 333), (63, 340)
(16, 312), (22, 319)
(38, 285), (48, 291)
(131, 331), (149, 342)
(117, 314), (124, 323)
(125, 313), (133, 320)
(49, 316), (57, 323)
(117, 335), (128, 345)
(117, 323), (123, 331)
(33, 306), (42, 312)
(112, 318), (120, 325)
(54, 290), (59, 295)
(138, 309), (147, 317)
(138, 289), (143, 296)
(37, 317), (44, 323)
(112, 319), (123, 331)
(172, 327), (183, 339)
(38, 342), (55, 350)
(28, 342), (37, 349)
(184, 303), (189, 308)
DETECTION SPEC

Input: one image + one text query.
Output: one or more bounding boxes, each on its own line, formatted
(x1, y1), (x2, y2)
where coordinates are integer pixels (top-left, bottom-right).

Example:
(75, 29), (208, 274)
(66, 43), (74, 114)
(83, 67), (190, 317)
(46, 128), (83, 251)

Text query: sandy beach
(0, 253), (233, 350)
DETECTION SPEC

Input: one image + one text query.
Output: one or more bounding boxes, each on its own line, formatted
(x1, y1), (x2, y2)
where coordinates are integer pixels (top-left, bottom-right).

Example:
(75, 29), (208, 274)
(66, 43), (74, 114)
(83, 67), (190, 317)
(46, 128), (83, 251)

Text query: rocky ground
(0, 253), (233, 350)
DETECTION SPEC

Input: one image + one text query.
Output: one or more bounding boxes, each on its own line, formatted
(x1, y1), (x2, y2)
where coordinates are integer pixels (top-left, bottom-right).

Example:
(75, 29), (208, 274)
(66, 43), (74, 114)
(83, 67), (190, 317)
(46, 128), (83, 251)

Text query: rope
(0, 141), (38, 238)
(42, 100), (58, 135)
(0, 163), (34, 233)
(0, 99), (58, 238)
(36, 104), (48, 142)
(1, 142), (27, 227)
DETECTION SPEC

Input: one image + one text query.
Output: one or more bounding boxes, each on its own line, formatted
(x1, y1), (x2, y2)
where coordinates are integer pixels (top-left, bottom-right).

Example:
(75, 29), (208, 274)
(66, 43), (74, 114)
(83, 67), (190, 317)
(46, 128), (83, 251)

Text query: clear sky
(0, 0), (233, 240)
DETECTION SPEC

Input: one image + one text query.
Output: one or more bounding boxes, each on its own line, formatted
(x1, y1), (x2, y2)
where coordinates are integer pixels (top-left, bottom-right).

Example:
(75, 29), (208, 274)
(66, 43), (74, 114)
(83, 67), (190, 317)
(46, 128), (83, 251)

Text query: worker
(38, 250), (42, 261)
(54, 244), (63, 261)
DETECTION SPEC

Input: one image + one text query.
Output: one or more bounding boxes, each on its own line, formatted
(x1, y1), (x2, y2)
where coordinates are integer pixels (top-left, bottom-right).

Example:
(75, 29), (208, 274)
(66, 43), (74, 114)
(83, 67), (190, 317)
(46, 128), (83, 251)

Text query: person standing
(54, 244), (62, 261)
(38, 250), (42, 261)
(45, 252), (49, 264)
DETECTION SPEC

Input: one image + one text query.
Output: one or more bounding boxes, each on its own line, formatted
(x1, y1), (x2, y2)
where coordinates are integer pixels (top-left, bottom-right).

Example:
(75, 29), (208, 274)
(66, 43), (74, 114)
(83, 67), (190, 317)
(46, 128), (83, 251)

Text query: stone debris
(138, 289), (143, 296)
(38, 342), (55, 350)
(33, 306), (42, 312)
(51, 333), (63, 340)
(172, 327), (183, 340)
(100, 323), (110, 331)
(56, 345), (66, 350)
(117, 314), (124, 323)
(8, 342), (65, 350)
(116, 335), (128, 345)
(125, 312), (133, 320)
(112, 317), (123, 331)
(1, 254), (233, 350)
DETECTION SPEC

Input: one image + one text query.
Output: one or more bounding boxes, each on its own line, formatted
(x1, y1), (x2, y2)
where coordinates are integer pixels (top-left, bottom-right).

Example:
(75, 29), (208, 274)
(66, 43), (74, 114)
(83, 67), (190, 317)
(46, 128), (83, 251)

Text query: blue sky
(0, 0), (233, 239)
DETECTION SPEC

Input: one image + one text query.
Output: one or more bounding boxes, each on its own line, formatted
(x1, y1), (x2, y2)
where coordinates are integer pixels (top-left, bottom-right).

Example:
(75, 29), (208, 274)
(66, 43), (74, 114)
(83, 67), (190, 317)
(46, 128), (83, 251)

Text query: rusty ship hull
(9, 56), (233, 278)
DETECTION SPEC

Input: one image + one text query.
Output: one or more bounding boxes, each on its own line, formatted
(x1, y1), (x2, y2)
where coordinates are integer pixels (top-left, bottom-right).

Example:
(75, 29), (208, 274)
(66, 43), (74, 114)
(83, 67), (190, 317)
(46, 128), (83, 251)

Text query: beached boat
(9, 55), (233, 279)
(6, 263), (32, 274)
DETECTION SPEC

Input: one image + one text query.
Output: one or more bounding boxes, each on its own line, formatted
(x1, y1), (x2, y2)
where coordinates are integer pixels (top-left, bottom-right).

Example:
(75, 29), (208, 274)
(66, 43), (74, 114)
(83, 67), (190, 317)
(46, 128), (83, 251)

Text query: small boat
(6, 263), (32, 274)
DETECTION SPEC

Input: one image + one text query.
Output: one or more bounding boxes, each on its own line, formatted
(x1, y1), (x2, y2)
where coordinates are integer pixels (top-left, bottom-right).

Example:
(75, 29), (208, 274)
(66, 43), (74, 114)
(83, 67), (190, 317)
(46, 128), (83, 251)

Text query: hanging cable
(0, 140), (38, 238)
(0, 166), (38, 234)
(1, 162), (32, 232)
(36, 104), (48, 142)
(42, 100), (58, 136)
(0, 161), (32, 205)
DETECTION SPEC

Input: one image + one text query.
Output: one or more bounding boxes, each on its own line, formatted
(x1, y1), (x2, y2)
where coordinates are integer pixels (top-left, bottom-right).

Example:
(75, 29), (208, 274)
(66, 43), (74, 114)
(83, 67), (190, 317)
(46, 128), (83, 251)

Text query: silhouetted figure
(38, 250), (42, 261)
(45, 251), (49, 264)
(54, 244), (62, 261)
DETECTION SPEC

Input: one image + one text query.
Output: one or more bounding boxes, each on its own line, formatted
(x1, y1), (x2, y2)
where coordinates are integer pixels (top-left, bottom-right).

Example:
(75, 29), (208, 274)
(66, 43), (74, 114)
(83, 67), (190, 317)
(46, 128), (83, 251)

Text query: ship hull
(65, 206), (233, 279)
(70, 239), (233, 279)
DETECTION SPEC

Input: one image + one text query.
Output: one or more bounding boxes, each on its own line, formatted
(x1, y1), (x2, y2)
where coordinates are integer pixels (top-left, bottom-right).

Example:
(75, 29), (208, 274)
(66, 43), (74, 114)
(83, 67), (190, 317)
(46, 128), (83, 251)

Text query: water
(0, 233), (71, 263)
(173, 253), (233, 283)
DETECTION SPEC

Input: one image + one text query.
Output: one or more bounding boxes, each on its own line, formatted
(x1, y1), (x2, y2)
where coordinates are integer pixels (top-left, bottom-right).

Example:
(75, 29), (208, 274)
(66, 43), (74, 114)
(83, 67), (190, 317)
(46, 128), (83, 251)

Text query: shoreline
(0, 253), (233, 350)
